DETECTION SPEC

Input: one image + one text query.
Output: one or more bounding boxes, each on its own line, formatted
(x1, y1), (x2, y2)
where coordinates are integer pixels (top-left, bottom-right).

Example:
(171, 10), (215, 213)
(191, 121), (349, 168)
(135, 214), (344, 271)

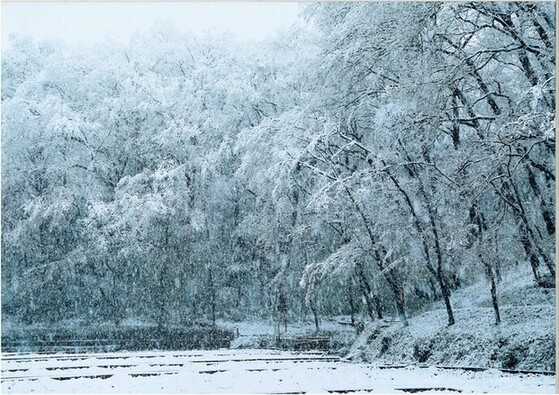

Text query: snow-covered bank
(2, 349), (555, 393)
(349, 305), (555, 371)
(349, 269), (555, 372)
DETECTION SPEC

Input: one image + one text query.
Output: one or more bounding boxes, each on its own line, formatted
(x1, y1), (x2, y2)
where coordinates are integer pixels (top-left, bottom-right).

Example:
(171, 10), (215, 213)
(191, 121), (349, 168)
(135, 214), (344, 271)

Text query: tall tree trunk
(385, 169), (454, 326)
(495, 175), (555, 280)
(310, 298), (320, 332)
(207, 267), (217, 326)
(278, 288), (288, 333)
(524, 162), (555, 235)
(348, 279), (357, 327)
(382, 269), (408, 326)
(470, 205), (501, 325)
(355, 261), (383, 321)
(482, 256), (501, 325)
(342, 184), (408, 326)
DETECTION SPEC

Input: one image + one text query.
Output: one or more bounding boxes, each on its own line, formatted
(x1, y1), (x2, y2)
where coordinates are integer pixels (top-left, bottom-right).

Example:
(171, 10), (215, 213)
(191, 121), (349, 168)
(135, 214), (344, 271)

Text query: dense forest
(2, 2), (555, 332)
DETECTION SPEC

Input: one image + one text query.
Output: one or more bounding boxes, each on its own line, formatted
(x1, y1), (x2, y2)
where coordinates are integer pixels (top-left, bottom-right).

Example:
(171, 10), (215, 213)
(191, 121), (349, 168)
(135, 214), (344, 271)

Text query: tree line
(2, 2), (555, 330)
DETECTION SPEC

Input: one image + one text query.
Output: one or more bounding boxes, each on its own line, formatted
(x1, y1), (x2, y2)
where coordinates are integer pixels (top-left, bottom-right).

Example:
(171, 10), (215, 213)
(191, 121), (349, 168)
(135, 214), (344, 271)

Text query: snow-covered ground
(2, 349), (555, 393)
(349, 266), (556, 372)
(217, 317), (356, 349)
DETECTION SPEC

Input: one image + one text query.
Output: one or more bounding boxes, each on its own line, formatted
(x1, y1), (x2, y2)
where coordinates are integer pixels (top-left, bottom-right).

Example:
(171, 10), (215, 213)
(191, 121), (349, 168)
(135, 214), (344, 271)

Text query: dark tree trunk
(385, 169), (454, 326)
(384, 271), (408, 326)
(373, 293), (384, 320)
(310, 299), (320, 332)
(348, 279), (357, 327)
(427, 201), (455, 327)
(355, 262), (382, 321)
(525, 162), (555, 235)
(278, 289), (288, 332)
(483, 257), (501, 325)
(437, 275), (455, 326)
(471, 205), (501, 325)
(498, 176), (555, 279)
(207, 267), (217, 326)
(341, 184), (408, 326)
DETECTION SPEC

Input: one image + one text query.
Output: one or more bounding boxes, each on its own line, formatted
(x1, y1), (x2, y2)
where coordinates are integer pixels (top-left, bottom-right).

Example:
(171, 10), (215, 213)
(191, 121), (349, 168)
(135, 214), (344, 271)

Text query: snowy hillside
(349, 267), (556, 371)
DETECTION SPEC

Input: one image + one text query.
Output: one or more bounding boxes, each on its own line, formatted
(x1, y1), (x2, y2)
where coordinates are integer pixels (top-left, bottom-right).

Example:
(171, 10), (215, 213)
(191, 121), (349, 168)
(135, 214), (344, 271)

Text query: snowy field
(1, 349), (555, 394)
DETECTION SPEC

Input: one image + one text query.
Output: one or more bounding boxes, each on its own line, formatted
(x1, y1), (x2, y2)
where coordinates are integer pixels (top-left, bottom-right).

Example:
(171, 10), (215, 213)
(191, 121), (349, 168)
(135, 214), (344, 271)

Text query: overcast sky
(2, 2), (303, 48)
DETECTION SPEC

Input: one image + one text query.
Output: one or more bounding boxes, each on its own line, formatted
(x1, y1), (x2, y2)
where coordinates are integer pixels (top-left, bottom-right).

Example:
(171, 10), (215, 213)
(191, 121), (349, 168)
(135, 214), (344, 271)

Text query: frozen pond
(1, 349), (555, 393)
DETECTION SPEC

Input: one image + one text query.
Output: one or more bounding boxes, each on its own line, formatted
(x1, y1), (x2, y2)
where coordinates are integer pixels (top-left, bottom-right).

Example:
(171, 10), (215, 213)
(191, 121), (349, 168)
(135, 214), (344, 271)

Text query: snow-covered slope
(348, 267), (556, 371)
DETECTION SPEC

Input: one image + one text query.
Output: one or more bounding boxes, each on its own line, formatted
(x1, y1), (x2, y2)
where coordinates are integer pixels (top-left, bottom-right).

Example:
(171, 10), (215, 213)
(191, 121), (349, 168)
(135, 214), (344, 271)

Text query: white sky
(1, 2), (302, 48)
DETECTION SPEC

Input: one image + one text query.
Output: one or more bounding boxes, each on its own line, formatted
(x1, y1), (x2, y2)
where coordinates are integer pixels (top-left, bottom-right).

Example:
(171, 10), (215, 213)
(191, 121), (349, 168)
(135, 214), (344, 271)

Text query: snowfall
(1, 349), (555, 394)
